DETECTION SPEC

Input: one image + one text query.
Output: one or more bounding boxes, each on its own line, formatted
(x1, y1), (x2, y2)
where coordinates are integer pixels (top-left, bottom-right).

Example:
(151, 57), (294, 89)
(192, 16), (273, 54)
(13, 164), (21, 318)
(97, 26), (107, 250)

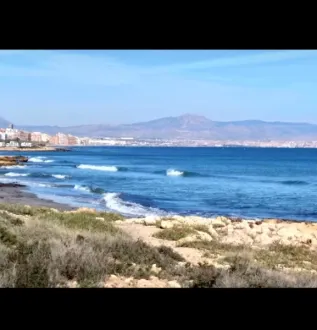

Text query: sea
(1, 146), (317, 221)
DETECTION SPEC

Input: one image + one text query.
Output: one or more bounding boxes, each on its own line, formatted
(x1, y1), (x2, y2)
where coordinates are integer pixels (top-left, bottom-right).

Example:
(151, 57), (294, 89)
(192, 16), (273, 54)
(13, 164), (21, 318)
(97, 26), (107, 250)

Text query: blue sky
(1, 49), (317, 126)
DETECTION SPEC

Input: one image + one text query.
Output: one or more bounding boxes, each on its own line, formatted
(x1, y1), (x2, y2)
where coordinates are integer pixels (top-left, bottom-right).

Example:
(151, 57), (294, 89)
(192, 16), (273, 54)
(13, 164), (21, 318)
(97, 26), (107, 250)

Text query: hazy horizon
(6, 113), (317, 127)
(1, 50), (317, 126)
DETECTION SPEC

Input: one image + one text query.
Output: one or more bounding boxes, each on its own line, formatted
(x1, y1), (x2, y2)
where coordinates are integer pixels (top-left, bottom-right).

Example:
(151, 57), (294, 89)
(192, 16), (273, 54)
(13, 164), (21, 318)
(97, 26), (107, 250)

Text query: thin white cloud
(150, 50), (317, 73)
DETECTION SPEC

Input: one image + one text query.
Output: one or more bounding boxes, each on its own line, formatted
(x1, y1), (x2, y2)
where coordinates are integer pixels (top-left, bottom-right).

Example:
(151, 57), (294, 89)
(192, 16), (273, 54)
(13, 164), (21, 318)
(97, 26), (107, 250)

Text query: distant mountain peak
(177, 113), (211, 126)
(179, 113), (209, 119)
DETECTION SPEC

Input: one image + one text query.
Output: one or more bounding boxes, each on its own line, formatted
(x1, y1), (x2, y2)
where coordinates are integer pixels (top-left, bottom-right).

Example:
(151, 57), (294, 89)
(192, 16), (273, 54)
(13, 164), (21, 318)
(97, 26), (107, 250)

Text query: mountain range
(2, 114), (317, 140)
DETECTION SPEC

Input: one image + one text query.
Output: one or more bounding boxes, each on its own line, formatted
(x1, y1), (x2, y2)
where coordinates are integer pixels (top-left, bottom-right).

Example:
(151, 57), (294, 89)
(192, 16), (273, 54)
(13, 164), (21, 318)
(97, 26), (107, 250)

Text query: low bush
(153, 226), (196, 241)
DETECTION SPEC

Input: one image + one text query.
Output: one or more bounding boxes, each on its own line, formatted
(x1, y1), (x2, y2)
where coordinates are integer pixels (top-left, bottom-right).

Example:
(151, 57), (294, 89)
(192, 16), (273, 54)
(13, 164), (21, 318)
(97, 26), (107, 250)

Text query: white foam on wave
(0, 178), (52, 188)
(102, 192), (166, 217)
(22, 180), (53, 188)
(74, 185), (90, 192)
(0, 165), (26, 169)
(38, 183), (52, 188)
(166, 169), (184, 176)
(4, 172), (29, 177)
(52, 174), (67, 179)
(77, 164), (118, 172)
(29, 157), (54, 163)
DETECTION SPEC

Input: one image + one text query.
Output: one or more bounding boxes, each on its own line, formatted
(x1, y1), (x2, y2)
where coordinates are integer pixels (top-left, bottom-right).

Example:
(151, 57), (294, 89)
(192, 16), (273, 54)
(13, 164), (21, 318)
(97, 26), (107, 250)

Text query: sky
(1, 49), (317, 126)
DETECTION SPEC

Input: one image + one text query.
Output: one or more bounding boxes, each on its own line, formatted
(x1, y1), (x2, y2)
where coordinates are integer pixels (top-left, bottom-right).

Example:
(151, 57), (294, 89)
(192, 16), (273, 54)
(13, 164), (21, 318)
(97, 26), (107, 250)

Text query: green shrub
(153, 226), (195, 241)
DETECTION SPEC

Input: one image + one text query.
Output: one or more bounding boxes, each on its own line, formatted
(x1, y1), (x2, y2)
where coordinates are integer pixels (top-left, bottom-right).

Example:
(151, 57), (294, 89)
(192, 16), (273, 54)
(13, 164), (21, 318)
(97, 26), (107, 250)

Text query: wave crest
(0, 165), (26, 169)
(74, 185), (90, 192)
(4, 172), (29, 177)
(73, 184), (105, 194)
(77, 164), (119, 172)
(166, 169), (184, 176)
(102, 192), (165, 217)
(29, 157), (54, 163)
(52, 174), (68, 179)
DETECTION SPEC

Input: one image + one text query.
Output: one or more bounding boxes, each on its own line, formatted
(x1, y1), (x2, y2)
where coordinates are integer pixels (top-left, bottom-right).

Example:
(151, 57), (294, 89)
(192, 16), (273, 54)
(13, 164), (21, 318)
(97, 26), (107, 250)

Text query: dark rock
(0, 183), (26, 188)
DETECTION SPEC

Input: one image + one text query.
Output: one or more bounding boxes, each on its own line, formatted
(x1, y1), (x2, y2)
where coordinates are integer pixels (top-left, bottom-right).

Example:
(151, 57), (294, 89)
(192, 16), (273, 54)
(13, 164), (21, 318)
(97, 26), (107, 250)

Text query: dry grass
(178, 239), (247, 254)
(153, 226), (196, 241)
(0, 203), (124, 221)
(179, 239), (317, 273)
(2, 203), (317, 288)
(0, 205), (185, 287)
(153, 224), (210, 241)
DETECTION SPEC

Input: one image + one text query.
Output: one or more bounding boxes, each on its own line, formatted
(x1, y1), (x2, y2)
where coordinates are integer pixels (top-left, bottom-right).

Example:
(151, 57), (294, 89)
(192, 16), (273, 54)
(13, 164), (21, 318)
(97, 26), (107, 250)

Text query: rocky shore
(0, 156), (29, 167)
(1, 202), (317, 287)
(118, 215), (317, 249)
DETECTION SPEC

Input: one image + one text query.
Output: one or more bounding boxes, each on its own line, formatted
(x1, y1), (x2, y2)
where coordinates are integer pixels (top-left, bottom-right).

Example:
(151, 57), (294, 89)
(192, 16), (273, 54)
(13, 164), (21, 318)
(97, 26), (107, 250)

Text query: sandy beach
(0, 182), (74, 210)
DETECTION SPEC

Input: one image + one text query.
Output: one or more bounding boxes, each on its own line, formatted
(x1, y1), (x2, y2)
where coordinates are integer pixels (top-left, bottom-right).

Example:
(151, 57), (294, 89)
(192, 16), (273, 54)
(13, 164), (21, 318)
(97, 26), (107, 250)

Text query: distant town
(2, 123), (317, 148)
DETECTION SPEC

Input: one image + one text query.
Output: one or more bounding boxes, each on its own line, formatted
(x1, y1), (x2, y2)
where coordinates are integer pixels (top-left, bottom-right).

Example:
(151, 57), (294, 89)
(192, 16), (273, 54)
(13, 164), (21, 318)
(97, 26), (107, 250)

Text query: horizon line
(11, 115), (316, 127)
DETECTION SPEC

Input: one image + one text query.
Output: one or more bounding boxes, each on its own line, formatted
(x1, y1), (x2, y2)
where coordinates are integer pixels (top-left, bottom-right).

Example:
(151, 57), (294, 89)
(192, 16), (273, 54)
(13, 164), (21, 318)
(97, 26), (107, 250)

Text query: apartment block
(17, 131), (31, 141)
(67, 135), (79, 145)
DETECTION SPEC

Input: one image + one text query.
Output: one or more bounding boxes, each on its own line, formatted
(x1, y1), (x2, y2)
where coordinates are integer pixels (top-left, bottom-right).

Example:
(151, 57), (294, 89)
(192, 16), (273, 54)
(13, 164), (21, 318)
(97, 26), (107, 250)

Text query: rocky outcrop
(117, 215), (317, 249)
(0, 156), (29, 167)
(103, 275), (182, 288)
(0, 183), (26, 188)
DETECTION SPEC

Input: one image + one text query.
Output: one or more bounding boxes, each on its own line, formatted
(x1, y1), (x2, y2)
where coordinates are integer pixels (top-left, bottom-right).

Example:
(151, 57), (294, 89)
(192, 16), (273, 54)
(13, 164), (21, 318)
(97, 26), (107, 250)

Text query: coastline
(0, 147), (70, 152)
(2, 180), (317, 287)
(0, 180), (315, 224)
(0, 182), (74, 211)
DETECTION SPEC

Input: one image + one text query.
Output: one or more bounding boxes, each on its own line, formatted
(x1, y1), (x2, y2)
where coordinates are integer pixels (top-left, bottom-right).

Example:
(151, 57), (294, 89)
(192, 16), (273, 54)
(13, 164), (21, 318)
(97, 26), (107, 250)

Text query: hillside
(12, 114), (317, 140)
(0, 117), (10, 128)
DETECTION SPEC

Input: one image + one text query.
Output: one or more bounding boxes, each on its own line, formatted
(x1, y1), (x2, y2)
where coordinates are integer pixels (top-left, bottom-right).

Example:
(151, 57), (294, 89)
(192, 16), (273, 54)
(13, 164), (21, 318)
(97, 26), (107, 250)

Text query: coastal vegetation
(1, 204), (317, 287)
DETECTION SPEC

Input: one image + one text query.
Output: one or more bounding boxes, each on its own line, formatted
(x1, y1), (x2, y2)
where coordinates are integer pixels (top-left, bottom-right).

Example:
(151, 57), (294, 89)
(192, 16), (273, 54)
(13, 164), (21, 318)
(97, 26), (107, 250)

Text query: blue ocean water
(1, 147), (317, 221)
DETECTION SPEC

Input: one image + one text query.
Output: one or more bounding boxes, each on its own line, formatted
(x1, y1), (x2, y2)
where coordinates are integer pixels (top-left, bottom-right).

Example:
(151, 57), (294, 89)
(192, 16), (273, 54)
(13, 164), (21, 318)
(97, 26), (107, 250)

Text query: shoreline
(0, 182), (74, 211)
(0, 181), (315, 224)
(0, 147), (70, 152)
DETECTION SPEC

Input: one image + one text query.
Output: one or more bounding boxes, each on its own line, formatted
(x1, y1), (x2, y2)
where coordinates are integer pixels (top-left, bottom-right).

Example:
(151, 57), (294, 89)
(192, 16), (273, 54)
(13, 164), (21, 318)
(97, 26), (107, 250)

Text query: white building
(20, 142), (33, 147)
(6, 141), (19, 147)
(5, 128), (19, 140)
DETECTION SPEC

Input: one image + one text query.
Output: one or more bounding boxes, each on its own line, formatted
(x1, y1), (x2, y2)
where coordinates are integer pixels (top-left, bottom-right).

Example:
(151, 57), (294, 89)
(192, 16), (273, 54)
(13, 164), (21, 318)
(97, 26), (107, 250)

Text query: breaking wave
(0, 165), (26, 169)
(102, 192), (166, 217)
(77, 164), (125, 172)
(74, 185), (90, 192)
(28, 157), (54, 163)
(52, 174), (68, 179)
(73, 184), (105, 194)
(4, 172), (29, 177)
(166, 169), (184, 176)
(161, 169), (207, 177)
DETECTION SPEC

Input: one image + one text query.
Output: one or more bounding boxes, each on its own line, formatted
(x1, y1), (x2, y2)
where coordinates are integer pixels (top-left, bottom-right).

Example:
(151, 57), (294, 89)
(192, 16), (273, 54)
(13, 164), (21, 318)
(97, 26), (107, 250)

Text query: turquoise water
(1, 146), (317, 221)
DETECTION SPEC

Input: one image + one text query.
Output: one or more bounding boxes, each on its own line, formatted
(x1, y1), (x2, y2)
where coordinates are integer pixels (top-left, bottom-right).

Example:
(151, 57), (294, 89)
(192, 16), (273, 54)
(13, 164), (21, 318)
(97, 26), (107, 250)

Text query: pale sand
(0, 182), (74, 210)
